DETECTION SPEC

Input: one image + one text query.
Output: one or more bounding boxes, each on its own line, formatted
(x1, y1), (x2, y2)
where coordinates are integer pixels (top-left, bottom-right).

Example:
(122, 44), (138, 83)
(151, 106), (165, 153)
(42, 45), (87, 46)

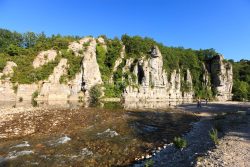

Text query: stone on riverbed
(97, 128), (119, 138)
(6, 150), (34, 159)
(11, 141), (30, 148)
(81, 148), (93, 157)
(48, 135), (71, 146)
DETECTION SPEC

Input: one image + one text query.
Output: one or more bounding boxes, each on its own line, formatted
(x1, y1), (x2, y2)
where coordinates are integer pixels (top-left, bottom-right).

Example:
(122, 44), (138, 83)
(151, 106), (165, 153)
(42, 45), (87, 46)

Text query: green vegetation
(121, 35), (218, 98)
(121, 34), (156, 58)
(0, 28), (81, 84)
(209, 128), (219, 145)
(173, 136), (187, 149)
(103, 83), (125, 98)
(60, 50), (82, 82)
(96, 44), (109, 81)
(89, 84), (102, 104)
(1, 28), (249, 101)
(145, 159), (154, 167)
(231, 59), (250, 101)
(31, 90), (39, 107)
(11, 54), (61, 84)
(96, 38), (122, 83)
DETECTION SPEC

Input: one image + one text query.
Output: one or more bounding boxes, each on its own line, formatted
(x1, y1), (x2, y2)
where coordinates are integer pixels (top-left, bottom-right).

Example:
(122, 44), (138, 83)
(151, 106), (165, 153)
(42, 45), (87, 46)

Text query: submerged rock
(97, 128), (119, 138)
(11, 141), (30, 148)
(81, 148), (93, 156)
(48, 135), (71, 146)
(6, 150), (34, 159)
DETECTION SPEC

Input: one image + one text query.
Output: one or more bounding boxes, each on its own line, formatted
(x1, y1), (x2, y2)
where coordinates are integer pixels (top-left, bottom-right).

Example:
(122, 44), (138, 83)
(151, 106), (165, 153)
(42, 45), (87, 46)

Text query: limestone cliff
(122, 46), (193, 103)
(210, 55), (233, 101)
(0, 37), (233, 103)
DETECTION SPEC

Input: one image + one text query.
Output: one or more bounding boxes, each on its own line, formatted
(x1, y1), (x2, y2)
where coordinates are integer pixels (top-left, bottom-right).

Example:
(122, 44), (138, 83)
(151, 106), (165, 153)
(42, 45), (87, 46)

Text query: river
(0, 101), (198, 166)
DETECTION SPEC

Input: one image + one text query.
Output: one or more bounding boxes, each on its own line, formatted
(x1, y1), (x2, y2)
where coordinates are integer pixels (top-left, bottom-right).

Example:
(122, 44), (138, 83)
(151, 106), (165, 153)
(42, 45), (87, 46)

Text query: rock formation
(210, 55), (233, 101)
(33, 50), (57, 68)
(37, 58), (70, 101)
(0, 37), (233, 104)
(123, 46), (193, 104)
(0, 61), (17, 101)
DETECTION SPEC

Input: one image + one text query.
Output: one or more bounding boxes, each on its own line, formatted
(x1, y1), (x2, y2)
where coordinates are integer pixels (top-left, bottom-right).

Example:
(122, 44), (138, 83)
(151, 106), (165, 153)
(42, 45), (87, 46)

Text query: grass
(173, 136), (187, 149)
(145, 159), (154, 167)
(209, 128), (219, 145)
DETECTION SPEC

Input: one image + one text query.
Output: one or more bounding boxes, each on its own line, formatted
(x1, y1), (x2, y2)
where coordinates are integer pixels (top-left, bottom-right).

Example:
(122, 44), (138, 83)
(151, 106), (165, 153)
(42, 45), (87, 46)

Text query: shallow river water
(0, 102), (198, 166)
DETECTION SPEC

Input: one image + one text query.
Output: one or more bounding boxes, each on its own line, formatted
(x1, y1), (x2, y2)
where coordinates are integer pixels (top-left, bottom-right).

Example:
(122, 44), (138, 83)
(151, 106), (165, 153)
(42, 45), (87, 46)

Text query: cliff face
(0, 37), (233, 103)
(210, 55), (233, 101)
(122, 46), (193, 103)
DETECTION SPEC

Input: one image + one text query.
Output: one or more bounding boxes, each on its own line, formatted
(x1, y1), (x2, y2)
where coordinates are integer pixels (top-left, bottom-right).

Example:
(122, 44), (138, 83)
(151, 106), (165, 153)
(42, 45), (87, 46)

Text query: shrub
(173, 137), (187, 149)
(19, 97), (23, 102)
(32, 90), (39, 100)
(145, 159), (154, 167)
(31, 91), (38, 107)
(59, 75), (68, 84)
(11, 54), (61, 84)
(78, 49), (83, 54)
(89, 84), (102, 104)
(61, 50), (82, 81)
(209, 128), (219, 145)
(12, 85), (18, 93)
(104, 83), (124, 98)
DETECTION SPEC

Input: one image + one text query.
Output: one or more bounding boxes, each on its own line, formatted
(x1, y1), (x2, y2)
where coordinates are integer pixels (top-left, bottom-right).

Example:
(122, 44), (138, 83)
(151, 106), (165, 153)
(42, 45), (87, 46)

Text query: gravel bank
(135, 102), (250, 167)
(195, 112), (250, 167)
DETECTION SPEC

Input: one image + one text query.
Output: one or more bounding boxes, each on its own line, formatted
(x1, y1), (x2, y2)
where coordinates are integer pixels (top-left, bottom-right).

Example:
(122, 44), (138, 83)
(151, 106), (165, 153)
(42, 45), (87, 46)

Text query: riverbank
(0, 102), (249, 166)
(195, 110), (250, 167)
(136, 102), (250, 167)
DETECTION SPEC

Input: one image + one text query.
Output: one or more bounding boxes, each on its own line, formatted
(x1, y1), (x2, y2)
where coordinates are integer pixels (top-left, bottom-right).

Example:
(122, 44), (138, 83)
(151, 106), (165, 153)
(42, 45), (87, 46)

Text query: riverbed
(0, 102), (198, 166)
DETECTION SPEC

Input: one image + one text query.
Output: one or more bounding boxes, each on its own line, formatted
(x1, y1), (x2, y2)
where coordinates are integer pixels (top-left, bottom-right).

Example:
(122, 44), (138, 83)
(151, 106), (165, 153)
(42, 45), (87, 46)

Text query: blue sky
(0, 0), (249, 61)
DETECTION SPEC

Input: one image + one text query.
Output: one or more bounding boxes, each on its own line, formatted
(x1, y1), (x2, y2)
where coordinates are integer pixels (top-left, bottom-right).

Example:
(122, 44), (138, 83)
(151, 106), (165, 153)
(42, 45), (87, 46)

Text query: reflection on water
(0, 100), (190, 110)
(124, 101), (185, 110)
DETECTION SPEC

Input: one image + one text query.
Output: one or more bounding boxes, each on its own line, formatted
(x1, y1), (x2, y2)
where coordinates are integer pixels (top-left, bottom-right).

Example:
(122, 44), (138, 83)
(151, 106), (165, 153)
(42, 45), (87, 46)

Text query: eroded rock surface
(123, 46), (193, 103)
(0, 62), (17, 101)
(211, 55), (233, 101)
(33, 50), (57, 68)
(0, 38), (233, 103)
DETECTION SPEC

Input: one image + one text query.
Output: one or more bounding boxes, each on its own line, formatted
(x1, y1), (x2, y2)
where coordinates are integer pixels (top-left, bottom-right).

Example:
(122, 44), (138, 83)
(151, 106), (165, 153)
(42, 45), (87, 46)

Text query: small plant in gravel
(209, 128), (219, 145)
(173, 137), (187, 149)
(145, 159), (154, 167)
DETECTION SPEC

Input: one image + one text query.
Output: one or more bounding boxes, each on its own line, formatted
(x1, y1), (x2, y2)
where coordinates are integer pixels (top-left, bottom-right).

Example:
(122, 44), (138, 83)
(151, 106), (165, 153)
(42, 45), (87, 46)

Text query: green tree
(23, 32), (38, 48)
